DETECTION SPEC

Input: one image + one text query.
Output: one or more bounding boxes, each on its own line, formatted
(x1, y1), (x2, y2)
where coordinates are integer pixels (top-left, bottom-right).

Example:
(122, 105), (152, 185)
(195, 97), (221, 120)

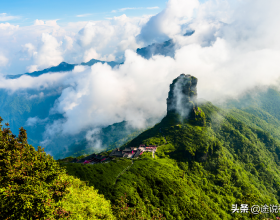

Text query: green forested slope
(61, 101), (280, 219)
(220, 87), (280, 126)
(0, 119), (115, 220)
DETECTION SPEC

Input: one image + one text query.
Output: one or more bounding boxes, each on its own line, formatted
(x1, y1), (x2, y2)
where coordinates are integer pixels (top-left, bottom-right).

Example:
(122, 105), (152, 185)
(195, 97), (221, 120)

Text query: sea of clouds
(1, 0), (280, 150)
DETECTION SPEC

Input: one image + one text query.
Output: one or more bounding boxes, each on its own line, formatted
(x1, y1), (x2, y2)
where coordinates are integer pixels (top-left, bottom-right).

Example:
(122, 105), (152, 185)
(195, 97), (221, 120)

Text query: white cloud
(34, 19), (45, 25)
(86, 128), (103, 151)
(63, 35), (74, 51)
(23, 43), (36, 56)
(76, 14), (146, 60)
(137, 0), (200, 45)
(43, 43), (280, 137)
(119, 8), (138, 12)
(26, 116), (47, 126)
(0, 22), (19, 30)
(27, 33), (63, 72)
(76, 14), (92, 18)
(0, 21), (67, 74)
(45, 55), (175, 135)
(83, 48), (116, 62)
(112, 6), (160, 13)
(0, 14), (148, 75)
(147, 7), (160, 10)
(27, 65), (38, 72)
(34, 19), (59, 26)
(83, 48), (101, 62)
(20, 43), (37, 61)
(0, 54), (8, 66)
(0, 71), (69, 91)
(0, 13), (19, 21)
(28, 91), (44, 99)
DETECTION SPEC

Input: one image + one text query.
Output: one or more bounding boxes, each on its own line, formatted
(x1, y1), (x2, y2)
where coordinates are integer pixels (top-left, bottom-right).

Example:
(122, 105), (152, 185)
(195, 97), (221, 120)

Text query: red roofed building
(145, 146), (157, 152)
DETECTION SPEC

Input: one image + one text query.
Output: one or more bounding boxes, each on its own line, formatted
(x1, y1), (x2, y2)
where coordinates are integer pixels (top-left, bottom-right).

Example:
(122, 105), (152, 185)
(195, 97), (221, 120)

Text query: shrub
(58, 175), (116, 220)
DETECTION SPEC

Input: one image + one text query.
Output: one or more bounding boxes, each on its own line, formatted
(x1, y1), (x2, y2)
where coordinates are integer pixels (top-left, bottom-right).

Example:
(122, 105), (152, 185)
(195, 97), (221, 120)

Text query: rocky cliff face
(167, 74), (198, 119)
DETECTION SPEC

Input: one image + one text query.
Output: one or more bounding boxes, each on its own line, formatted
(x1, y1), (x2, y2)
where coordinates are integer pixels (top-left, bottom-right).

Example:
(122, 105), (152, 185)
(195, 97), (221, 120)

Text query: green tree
(112, 193), (165, 220)
(0, 117), (71, 219)
(0, 117), (115, 220)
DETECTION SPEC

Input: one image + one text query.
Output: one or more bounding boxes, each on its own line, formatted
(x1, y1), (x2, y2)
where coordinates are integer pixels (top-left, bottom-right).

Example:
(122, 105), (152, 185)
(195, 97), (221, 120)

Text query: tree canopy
(0, 117), (115, 220)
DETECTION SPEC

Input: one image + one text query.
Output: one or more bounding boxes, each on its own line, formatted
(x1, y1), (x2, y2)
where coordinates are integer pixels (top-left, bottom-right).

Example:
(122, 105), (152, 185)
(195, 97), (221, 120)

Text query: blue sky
(1, 0), (168, 26)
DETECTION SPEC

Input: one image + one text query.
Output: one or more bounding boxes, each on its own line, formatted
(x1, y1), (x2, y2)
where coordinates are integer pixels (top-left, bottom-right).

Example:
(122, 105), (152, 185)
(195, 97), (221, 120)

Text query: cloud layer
(0, 13), (20, 21)
(112, 6), (159, 13)
(1, 0), (280, 151)
(0, 14), (150, 75)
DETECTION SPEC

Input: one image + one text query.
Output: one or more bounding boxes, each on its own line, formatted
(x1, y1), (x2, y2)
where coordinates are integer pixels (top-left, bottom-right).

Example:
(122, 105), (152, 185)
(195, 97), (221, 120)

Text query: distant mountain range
(6, 59), (121, 79)
(136, 30), (195, 59)
(136, 39), (176, 59)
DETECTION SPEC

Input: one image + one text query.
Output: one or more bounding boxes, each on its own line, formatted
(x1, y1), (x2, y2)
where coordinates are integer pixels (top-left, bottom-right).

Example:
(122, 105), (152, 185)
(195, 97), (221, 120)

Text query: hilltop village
(71, 144), (158, 165)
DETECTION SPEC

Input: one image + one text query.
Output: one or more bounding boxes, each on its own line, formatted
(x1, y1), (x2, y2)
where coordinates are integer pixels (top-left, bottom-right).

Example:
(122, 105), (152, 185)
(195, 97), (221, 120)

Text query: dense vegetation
(4, 85), (280, 219)
(61, 98), (280, 219)
(0, 118), (115, 220)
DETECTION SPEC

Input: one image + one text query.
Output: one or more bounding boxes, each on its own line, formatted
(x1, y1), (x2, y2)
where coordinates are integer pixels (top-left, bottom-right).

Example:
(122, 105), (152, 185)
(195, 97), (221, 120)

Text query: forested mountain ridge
(2, 73), (280, 219)
(60, 75), (280, 219)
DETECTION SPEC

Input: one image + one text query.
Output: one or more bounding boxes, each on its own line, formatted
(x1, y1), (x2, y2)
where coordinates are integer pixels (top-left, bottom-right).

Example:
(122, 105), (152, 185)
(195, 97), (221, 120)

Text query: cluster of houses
(109, 144), (157, 158)
(71, 144), (158, 165)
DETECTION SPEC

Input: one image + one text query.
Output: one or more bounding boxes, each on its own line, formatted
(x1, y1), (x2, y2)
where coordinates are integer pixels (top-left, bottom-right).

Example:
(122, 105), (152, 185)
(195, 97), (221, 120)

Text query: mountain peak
(166, 74), (205, 125)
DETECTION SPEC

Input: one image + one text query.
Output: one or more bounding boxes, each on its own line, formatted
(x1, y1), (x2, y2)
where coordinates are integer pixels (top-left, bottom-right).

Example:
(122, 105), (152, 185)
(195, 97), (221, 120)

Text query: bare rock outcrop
(167, 74), (198, 119)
